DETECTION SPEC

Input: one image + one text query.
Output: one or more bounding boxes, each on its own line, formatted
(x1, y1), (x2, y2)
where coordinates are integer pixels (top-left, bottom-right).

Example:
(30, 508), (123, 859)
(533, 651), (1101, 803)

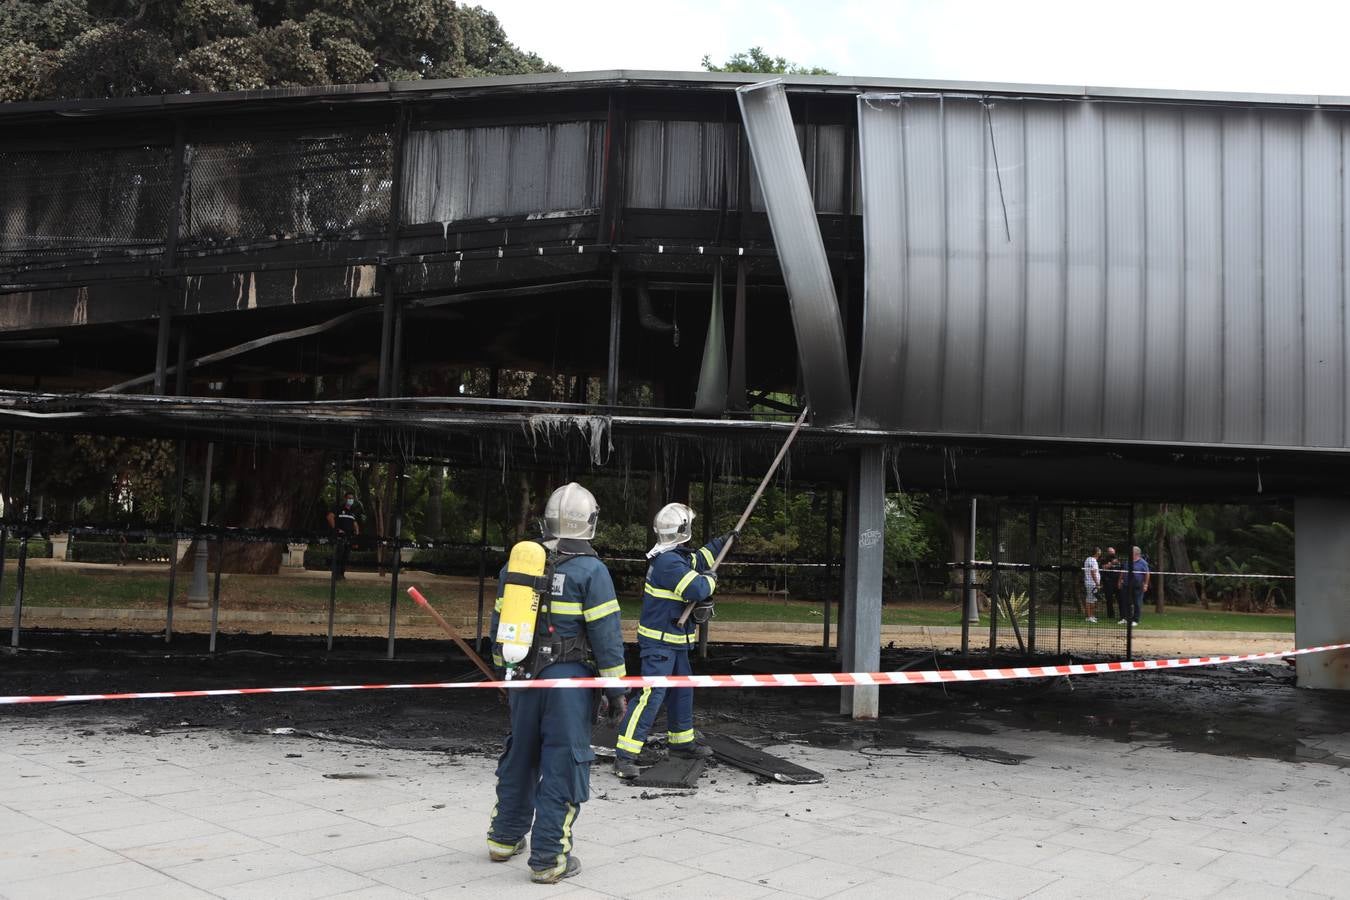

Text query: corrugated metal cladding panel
(857, 93), (1350, 450)
(403, 122), (603, 224)
(623, 119), (851, 213)
(738, 81), (854, 424)
(625, 120), (738, 209)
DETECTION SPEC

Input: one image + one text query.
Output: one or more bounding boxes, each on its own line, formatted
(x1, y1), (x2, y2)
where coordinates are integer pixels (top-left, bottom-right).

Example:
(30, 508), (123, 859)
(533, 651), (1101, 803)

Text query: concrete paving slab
(1, 669), (1349, 900)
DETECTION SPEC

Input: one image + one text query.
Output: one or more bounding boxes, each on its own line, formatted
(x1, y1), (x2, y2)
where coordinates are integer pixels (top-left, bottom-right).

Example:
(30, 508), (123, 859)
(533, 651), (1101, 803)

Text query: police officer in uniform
(613, 503), (729, 779)
(486, 483), (628, 884)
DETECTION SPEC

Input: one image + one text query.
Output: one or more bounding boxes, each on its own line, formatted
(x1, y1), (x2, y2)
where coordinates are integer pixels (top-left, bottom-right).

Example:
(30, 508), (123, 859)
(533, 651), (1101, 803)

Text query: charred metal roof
(5, 69), (1350, 124)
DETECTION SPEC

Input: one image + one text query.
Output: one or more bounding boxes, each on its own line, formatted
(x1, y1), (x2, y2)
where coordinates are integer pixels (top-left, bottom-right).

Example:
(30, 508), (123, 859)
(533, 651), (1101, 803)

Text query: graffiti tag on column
(859, 529), (882, 549)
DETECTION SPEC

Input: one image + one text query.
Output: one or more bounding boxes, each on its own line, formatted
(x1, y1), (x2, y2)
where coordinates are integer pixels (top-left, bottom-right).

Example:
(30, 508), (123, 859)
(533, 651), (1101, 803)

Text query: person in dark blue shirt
(613, 502), (729, 779)
(486, 483), (628, 885)
(1117, 545), (1151, 627)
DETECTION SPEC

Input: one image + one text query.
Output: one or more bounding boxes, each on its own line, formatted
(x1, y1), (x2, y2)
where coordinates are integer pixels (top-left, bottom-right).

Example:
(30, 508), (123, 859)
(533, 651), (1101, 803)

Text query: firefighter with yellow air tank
(613, 502), (731, 779)
(486, 482), (628, 885)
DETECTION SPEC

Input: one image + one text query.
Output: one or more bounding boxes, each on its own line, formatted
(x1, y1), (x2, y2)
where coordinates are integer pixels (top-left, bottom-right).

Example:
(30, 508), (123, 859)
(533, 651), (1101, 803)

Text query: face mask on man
(344, 498), (354, 508)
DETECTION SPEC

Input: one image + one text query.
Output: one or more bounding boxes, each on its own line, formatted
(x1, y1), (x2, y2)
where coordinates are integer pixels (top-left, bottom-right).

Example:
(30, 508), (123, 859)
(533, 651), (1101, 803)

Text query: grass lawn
(3, 564), (1296, 633)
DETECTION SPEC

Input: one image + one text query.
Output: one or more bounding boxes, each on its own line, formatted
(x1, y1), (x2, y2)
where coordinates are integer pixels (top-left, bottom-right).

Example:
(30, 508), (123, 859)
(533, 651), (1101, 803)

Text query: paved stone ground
(2, 698), (1349, 900)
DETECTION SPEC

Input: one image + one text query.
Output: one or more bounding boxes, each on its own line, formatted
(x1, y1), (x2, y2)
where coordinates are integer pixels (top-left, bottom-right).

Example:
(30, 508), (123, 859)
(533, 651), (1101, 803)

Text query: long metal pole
(208, 523), (224, 654)
(165, 333), (190, 642)
(606, 265), (622, 404)
(475, 471), (489, 646)
(960, 497), (975, 659)
(823, 487), (834, 650)
(677, 406), (810, 628)
(9, 438), (34, 648)
(386, 462), (407, 660)
(164, 442), (186, 643)
(0, 431), (16, 623)
(1028, 500), (1039, 655)
(186, 442), (214, 608)
(327, 455), (341, 652)
(1056, 505), (1065, 656)
(1126, 503), (1136, 660)
(987, 501), (1001, 659)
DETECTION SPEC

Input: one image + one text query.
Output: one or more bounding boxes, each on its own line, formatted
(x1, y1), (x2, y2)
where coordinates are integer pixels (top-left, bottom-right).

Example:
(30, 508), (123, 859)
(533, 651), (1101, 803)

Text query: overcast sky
(486, 0), (1350, 97)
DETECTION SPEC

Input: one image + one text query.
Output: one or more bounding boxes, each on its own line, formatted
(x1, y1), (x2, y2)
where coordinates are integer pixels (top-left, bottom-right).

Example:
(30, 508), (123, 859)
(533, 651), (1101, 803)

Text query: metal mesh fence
(183, 132), (392, 246)
(0, 147), (174, 259)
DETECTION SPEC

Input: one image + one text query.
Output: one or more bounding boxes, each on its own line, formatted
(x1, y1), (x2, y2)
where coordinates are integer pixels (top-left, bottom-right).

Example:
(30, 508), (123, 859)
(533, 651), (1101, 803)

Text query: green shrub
(2, 538), (50, 558)
(68, 541), (170, 564)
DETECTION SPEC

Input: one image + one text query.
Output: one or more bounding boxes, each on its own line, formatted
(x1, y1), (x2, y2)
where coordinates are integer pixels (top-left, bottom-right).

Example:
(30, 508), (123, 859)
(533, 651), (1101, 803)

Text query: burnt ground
(1, 628), (1349, 771)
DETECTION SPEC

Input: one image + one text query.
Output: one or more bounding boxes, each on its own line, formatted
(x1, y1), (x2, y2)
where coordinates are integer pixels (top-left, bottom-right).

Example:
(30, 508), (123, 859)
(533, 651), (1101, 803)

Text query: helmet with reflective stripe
(653, 502), (695, 546)
(543, 482), (599, 540)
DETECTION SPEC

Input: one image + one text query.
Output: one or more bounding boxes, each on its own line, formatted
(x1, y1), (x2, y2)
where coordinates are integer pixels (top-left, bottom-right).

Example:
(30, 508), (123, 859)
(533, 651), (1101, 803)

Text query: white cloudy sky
(486, 0), (1350, 96)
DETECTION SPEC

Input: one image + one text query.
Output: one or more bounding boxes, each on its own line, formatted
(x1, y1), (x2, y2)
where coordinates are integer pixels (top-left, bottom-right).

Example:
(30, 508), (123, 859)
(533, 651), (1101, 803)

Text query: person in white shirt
(1082, 547), (1101, 623)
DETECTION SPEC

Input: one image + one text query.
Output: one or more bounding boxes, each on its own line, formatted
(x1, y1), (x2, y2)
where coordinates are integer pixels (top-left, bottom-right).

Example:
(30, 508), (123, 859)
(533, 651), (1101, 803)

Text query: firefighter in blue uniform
(613, 502), (730, 779)
(486, 483), (628, 884)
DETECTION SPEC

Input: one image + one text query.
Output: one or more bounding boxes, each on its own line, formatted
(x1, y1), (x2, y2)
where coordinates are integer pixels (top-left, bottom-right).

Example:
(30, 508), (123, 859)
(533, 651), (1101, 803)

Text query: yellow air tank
(496, 540), (547, 678)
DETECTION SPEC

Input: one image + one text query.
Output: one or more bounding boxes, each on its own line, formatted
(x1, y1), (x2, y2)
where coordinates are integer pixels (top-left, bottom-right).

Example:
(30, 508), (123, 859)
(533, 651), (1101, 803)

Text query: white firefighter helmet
(543, 482), (599, 540)
(652, 502), (695, 546)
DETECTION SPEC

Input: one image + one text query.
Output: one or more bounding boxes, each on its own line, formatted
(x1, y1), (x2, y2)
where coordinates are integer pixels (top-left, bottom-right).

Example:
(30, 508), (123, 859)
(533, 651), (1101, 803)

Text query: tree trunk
(1167, 530), (1198, 606)
(178, 447), (326, 574)
(1155, 503), (1167, 614)
(424, 465), (444, 538)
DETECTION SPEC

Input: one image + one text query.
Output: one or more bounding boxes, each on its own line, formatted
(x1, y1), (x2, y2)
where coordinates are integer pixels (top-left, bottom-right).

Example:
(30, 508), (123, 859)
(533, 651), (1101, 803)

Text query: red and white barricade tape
(1, 642), (1346, 706)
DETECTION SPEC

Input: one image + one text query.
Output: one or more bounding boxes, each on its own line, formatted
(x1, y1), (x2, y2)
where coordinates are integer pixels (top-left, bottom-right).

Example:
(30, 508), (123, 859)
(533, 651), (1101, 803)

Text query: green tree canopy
(0, 0), (556, 102)
(701, 46), (834, 76)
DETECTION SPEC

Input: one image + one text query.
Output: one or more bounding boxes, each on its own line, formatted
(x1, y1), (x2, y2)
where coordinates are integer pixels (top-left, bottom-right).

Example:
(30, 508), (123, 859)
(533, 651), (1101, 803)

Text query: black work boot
(613, 754), (641, 779)
(530, 854), (581, 884)
(669, 741), (714, 760)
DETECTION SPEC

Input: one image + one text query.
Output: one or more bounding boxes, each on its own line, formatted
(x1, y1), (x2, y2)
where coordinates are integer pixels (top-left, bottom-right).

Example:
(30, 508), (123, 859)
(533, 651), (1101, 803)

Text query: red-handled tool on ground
(406, 586), (500, 686)
(677, 405), (810, 627)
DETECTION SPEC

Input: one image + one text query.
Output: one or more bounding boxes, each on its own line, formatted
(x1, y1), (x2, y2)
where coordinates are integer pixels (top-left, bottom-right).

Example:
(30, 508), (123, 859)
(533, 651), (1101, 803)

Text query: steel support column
(840, 446), (884, 719)
(1295, 497), (1350, 689)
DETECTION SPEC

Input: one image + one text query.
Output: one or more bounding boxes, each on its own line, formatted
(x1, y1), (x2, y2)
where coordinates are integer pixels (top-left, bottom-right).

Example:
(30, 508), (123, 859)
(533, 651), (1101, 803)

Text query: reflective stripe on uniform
(550, 600), (583, 616)
(598, 663), (626, 678)
(492, 653), (504, 667)
(674, 569), (700, 597)
(583, 598), (620, 621)
(561, 803), (577, 854)
(618, 688), (653, 754)
(494, 597), (503, 612)
(668, 728), (695, 745)
(644, 583), (683, 602)
(636, 624), (693, 645)
(699, 546), (715, 568)
(487, 838), (518, 854)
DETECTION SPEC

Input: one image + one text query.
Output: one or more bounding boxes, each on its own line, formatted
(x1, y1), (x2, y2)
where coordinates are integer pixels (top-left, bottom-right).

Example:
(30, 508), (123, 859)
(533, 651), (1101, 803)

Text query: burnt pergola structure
(4, 71), (1350, 713)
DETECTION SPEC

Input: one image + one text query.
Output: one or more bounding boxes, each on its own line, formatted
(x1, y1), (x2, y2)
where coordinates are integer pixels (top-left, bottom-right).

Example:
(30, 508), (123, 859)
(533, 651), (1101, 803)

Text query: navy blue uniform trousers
(487, 661), (596, 871)
(616, 644), (694, 757)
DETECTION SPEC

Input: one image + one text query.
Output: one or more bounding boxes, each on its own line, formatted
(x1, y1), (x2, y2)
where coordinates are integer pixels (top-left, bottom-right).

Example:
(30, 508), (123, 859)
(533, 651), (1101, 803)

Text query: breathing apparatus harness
(497, 538), (596, 680)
